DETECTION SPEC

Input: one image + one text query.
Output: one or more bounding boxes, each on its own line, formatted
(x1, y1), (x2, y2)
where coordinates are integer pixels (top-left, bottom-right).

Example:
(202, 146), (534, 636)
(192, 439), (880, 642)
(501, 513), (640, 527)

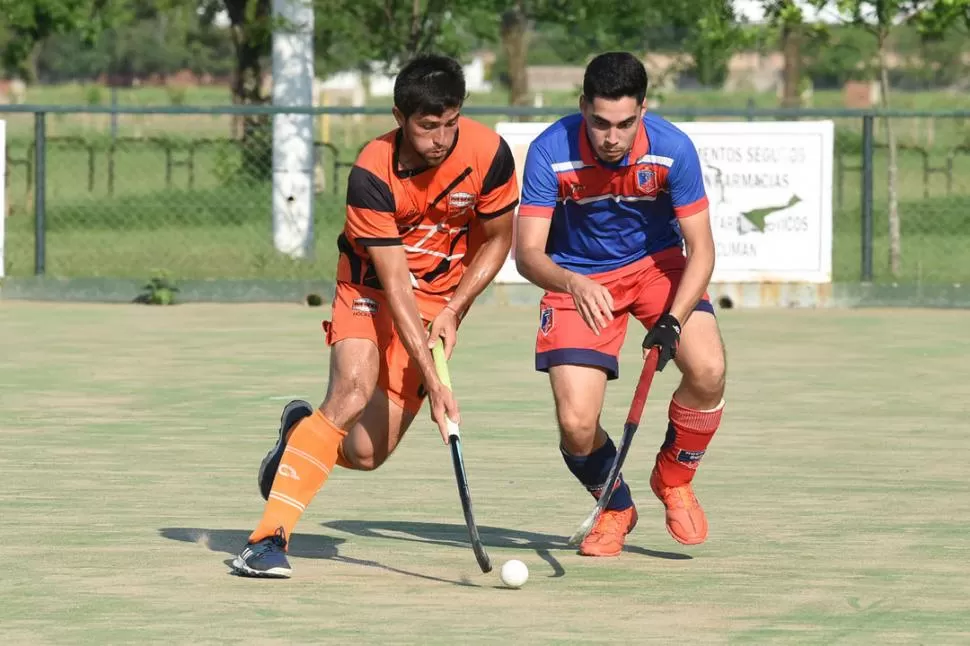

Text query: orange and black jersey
(337, 117), (519, 302)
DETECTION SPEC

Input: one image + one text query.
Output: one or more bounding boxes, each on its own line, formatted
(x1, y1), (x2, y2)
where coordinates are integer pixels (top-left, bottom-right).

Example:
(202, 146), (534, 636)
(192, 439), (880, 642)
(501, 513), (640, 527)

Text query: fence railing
(2, 104), (969, 285)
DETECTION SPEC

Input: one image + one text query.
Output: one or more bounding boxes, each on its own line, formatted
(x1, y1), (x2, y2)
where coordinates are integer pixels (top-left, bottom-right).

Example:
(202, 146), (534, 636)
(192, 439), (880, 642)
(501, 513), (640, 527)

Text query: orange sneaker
(650, 468), (708, 545)
(578, 505), (638, 557)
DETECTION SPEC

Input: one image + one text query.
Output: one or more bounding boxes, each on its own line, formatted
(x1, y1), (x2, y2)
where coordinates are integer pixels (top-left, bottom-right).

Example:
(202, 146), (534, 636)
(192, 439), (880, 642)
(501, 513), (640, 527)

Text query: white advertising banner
(494, 119), (834, 284)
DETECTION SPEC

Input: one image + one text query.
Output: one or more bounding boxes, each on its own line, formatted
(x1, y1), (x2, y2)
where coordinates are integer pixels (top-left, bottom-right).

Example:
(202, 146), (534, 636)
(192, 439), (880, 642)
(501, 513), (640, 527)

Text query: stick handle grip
(431, 340), (461, 439)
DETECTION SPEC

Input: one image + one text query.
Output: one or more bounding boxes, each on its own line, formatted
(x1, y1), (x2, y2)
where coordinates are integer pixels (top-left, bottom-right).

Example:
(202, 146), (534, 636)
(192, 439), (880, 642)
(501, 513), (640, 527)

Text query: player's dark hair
(582, 52), (649, 104)
(393, 54), (466, 119)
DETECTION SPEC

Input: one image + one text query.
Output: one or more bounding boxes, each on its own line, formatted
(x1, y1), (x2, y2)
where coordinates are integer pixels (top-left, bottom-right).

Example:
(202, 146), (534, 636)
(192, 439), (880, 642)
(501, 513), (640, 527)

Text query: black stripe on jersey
(359, 237), (403, 247)
(347, 165), (396, 212)
(478, 199), (519, 220)
(419, 226), (470, 284)
(337, 233), (362, 283)
(427, 167), (473, 212)
(481, 137), (515, 196)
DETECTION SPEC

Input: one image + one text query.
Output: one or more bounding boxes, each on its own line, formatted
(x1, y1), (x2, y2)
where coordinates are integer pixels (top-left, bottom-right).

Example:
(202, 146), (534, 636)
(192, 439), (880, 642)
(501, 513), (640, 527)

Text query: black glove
(642, 312), (681, 372)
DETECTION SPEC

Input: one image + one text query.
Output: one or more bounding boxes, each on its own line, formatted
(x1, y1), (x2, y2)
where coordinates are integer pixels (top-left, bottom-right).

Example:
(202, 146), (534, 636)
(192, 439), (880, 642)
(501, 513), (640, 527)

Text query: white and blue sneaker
(258, 400), (314, 500)
(231, 529), (292, 578)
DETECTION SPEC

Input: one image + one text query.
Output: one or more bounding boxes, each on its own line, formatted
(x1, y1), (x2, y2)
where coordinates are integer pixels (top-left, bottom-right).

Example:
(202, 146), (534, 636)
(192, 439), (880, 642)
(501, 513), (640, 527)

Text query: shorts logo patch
(676, 449), (705, 469)
(539, 307), (554, 335)
(636, 167), (657, 195)
(351, 297), (379, 316)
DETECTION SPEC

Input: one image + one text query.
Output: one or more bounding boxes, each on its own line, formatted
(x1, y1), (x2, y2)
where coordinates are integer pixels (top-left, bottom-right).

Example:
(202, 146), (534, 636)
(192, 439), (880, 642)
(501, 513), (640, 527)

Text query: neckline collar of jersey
(577, 116), (650, 168)
(392, 124), (460, 179)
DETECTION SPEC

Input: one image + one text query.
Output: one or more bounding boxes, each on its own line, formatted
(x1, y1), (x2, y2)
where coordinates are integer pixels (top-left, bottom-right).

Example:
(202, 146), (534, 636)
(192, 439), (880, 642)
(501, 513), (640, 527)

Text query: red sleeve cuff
(674, 196), (709, 218)
(517, 204), (554, 219)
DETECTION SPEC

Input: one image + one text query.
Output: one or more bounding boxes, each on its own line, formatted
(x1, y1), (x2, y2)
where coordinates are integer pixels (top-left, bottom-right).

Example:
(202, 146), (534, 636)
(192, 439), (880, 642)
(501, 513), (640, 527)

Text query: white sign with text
(494, 119), (834, 284)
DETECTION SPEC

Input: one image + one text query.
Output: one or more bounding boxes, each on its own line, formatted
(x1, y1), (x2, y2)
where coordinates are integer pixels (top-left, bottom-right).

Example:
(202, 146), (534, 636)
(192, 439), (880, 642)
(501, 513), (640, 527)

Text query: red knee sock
(654, 398), (724, 487)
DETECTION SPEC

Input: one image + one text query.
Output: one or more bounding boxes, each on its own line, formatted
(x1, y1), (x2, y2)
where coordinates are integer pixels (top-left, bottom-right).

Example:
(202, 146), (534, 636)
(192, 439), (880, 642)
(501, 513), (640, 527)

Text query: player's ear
(579, 94), (588, 113)
(392, 106), (406, 129)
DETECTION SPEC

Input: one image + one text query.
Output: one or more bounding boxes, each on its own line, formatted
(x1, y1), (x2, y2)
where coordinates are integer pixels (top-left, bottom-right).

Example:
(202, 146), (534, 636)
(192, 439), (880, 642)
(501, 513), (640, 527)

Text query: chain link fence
(2, 105), (970, 285)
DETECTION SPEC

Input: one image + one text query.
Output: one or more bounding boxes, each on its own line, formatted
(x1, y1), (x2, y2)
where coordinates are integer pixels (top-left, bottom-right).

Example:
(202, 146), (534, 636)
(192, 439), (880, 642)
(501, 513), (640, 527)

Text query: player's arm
(666, 139), (715, 325)
(345, 165), (457, 435)
(642, 138), (714, 370)
(367, 245), (445, 389)
(515, 144), (614, 334)
(668, 209), (714, 324)
(446, 137), (518, 317)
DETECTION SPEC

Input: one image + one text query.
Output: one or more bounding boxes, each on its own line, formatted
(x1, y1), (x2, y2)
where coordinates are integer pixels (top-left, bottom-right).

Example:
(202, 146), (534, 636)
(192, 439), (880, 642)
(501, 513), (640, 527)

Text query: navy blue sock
(560, 436), (633, 511)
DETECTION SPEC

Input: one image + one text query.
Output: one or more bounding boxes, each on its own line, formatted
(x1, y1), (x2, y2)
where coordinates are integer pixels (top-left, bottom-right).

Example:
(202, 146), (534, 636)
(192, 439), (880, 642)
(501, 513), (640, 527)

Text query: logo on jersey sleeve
(539, 307), (554, 335)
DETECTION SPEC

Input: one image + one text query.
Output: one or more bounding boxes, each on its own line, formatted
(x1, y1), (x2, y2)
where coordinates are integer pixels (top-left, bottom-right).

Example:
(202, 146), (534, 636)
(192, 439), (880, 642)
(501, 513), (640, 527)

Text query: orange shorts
(322, 282), (449, 415)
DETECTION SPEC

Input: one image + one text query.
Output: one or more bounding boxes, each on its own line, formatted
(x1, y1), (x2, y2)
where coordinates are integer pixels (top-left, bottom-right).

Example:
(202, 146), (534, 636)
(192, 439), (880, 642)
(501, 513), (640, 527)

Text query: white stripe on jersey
(634, 154), (675, 167)
(561, 193), (658, 205)
(550, 160), (589, 173)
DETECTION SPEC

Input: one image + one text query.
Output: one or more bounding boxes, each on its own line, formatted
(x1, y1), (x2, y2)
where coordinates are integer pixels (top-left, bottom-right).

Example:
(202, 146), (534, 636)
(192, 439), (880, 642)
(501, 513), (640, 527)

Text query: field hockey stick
(568, 347), (661, 546)
(431, 340), (493, 573)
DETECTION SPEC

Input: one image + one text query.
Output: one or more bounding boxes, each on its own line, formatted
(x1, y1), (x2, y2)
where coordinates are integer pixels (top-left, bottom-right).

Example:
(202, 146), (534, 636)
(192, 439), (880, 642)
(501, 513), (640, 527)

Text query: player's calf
(258, 400), (314, 501)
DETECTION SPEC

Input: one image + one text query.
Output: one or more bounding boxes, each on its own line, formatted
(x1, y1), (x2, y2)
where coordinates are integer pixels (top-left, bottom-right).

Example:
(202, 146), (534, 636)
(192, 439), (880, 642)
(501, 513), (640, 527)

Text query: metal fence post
(861, 114), (874, 282)
(34, 111), (47, 276)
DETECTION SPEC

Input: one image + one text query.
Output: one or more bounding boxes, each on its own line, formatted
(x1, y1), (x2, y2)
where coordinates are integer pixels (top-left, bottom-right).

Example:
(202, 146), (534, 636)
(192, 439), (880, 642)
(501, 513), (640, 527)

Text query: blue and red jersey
(518, 112), (709, 275)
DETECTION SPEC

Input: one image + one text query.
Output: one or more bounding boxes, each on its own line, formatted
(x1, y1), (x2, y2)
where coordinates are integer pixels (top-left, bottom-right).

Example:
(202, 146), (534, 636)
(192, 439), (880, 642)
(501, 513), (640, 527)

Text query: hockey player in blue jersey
(515, 52), (728, 557)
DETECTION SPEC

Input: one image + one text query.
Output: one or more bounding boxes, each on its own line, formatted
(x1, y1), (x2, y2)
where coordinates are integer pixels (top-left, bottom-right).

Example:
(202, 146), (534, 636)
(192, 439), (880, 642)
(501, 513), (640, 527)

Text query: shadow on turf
(159, 527), (486, 587)
(321, 519), (692, 566)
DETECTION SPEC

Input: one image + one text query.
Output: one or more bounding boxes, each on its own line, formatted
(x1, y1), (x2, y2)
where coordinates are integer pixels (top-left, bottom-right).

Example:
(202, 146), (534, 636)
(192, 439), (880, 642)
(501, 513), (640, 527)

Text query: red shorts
(535, 247), (714, 380)
(322, 282), (452, 415)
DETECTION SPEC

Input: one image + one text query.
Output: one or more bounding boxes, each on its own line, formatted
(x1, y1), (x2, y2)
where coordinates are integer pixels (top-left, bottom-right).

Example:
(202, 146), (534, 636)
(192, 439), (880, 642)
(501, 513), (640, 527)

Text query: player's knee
(556, 404), (599, 443)
(346, 450), (386, 471)
(684, 355), (726, 401)
(339, 435), (389, 471)
(321, 385), (371, 429)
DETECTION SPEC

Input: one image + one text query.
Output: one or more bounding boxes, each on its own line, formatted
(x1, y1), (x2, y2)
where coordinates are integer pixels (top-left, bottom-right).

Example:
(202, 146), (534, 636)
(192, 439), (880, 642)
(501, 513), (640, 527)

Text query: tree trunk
(878, 31), (901, 278)
(781, 20), (801, 109)
(226, 0), (273, 180)
(501, 2), (529, 115)
(408, 0), (422, 58)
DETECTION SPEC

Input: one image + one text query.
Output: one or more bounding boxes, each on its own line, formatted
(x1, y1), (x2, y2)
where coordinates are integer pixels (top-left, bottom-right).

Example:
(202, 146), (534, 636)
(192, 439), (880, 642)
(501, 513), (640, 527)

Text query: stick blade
(450, 436), (492, 573)
(567, 509), (601, 546)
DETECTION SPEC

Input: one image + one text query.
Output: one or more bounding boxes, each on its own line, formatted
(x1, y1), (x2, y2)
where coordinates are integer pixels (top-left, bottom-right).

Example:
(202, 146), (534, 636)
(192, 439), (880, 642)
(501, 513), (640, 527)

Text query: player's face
(395, 107), (461, 167)
(580, 95), (645, 163)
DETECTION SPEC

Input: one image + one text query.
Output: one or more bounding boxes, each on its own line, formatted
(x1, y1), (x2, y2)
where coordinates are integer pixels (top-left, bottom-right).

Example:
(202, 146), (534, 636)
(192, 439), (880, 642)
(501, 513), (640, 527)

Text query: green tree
(822, 0), (970, 277)
(0, 0), (130, 80)
(490, 0), (747, 107)
(761, 1), (826, 106)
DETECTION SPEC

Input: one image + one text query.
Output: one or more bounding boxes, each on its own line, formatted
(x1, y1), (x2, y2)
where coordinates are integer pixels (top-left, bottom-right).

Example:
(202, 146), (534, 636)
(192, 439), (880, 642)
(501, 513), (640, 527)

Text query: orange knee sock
(249, 410), (347, 545)
(654, 398), (724, 487)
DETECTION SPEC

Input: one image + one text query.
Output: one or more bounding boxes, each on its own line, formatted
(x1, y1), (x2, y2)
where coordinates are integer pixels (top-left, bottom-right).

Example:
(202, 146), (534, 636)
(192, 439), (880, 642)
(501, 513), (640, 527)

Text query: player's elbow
(488, 223), (514, 256)
(514, 245), (542, 277)
(685, 234), (716, 269)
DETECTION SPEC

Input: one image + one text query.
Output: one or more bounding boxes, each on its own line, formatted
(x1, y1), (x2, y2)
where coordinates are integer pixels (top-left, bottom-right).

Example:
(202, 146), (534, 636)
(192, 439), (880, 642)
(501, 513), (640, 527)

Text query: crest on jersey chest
(447, 191), (476, 217)
(634, 165), (659, 196)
